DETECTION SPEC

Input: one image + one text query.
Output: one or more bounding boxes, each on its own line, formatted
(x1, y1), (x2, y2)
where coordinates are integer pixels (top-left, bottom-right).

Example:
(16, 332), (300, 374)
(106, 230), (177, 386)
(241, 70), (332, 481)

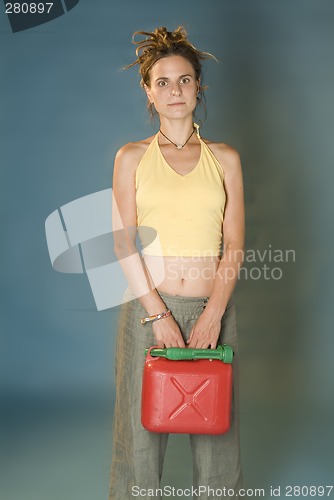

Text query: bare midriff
(143, 254), (220, 297)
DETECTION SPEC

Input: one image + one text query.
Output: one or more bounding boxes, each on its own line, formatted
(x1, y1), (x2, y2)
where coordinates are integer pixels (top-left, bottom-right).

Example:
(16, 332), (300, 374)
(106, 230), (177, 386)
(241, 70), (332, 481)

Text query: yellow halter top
(135, 124), (226, 257)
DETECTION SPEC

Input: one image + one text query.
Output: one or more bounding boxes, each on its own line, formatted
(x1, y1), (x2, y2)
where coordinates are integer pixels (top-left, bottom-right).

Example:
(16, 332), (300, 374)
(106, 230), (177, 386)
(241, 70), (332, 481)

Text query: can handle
(144, 345), (234, 363)
(145, 345), (161, 362)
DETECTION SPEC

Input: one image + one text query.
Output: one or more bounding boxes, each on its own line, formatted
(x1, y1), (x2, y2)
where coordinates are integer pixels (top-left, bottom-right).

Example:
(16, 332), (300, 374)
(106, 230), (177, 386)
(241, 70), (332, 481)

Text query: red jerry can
(141, 345), (233, 435)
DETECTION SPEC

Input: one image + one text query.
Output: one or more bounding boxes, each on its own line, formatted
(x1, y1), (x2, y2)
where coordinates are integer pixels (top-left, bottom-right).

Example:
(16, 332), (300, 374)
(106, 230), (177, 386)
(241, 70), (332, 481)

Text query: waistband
(158, 290), (234, 309)
(158, 290), (209, 303)
(122, 287), (234, 314)
(123, 287), (209, 304)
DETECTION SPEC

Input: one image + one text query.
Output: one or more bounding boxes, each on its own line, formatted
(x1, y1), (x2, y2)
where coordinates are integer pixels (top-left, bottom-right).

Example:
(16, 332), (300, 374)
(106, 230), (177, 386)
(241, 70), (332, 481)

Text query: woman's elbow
(113, 235), (137, 260)
(223, 240), (245, 265)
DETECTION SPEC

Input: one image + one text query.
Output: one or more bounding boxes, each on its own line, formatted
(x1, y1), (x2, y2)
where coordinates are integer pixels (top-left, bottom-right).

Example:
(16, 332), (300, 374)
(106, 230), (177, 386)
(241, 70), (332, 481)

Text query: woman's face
(144, 55), (199, 119)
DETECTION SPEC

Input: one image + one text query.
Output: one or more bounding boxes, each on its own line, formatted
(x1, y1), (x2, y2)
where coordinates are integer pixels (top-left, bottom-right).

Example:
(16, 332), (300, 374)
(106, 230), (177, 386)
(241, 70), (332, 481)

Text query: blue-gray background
(1, 1), (334, 499)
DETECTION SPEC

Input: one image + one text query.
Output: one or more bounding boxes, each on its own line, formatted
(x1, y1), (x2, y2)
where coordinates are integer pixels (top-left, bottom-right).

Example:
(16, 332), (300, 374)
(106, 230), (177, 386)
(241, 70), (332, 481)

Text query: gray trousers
(109, 290), (242, 499)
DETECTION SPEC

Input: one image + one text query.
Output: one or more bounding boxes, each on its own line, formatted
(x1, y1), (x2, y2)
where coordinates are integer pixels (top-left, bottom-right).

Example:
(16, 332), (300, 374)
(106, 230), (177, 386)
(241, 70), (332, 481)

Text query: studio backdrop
(1, 1), (334, 499)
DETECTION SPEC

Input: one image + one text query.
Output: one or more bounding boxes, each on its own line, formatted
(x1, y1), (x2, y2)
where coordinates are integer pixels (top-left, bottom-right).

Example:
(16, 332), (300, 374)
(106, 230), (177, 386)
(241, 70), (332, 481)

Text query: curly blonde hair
(125, 26), (216, 115)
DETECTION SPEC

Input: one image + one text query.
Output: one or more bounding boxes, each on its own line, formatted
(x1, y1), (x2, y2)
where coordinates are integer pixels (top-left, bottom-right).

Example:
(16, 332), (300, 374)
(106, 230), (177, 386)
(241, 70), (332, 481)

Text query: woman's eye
(158, 81), (167, 87)
(180, 78), (190, 84)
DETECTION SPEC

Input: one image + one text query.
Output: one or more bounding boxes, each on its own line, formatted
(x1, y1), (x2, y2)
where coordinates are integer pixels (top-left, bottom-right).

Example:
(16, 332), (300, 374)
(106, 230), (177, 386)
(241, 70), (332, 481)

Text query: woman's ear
(144, 83), (153, 103)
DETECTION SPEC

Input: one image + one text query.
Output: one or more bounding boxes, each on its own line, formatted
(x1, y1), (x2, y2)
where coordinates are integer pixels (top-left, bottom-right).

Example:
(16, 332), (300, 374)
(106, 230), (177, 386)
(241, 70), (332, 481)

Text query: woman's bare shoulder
(115, 135), (155, 168)
(203, 138), (241, 174)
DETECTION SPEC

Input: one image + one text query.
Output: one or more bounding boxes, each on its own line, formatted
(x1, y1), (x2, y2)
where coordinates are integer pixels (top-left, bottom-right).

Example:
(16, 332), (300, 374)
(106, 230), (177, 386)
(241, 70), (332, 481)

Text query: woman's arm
(112, 143), (186, 348)
(187, 145), (245, 349)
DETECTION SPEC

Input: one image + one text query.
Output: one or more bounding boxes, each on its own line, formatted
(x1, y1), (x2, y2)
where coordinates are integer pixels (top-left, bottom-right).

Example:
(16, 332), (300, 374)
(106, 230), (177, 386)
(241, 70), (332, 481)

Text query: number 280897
(5, 3), (54, 14)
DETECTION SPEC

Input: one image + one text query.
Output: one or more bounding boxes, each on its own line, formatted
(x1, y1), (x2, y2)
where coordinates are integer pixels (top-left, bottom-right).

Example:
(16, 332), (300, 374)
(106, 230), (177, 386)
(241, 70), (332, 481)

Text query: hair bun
(133, 26), (189, 57)
(153, 26), (188, 48)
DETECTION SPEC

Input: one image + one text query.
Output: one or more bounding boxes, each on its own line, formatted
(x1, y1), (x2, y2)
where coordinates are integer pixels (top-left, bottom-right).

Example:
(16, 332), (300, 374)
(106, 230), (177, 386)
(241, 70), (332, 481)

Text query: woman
(110, 26), (244, 499)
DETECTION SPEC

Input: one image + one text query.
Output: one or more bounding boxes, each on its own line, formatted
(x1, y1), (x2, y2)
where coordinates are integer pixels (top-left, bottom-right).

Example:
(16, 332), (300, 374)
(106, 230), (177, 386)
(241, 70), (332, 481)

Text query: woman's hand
(152, 315), (186, 348)
(187, 308), (224, 349)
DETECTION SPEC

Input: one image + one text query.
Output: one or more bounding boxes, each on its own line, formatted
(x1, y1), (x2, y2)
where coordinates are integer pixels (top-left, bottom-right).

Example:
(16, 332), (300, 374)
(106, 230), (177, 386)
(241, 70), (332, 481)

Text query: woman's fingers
(186, 312), (221, 349)
(152, 316), (186, 348)
(153, 315), (221, 349)
(187, 327), (220, 349)
(186, 328), (193, 345)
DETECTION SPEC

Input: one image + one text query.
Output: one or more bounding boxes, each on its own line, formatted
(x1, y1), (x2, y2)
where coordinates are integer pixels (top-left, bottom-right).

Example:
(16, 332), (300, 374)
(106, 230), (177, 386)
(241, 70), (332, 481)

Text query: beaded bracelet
(141, 309), (171, 325)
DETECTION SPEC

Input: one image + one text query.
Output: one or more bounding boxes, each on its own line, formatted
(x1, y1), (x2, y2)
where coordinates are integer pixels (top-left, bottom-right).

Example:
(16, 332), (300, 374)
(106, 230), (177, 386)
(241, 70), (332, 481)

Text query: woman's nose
(171, 85), (182, 96)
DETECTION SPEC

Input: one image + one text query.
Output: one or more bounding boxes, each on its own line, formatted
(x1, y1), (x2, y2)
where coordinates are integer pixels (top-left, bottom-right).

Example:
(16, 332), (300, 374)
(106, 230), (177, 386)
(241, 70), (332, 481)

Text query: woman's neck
(158, 117), (196, 145)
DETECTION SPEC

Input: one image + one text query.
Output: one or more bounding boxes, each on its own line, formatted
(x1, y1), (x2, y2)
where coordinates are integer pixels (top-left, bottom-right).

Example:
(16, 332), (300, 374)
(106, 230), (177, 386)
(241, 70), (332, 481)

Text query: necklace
(159, 127), (195, 150)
